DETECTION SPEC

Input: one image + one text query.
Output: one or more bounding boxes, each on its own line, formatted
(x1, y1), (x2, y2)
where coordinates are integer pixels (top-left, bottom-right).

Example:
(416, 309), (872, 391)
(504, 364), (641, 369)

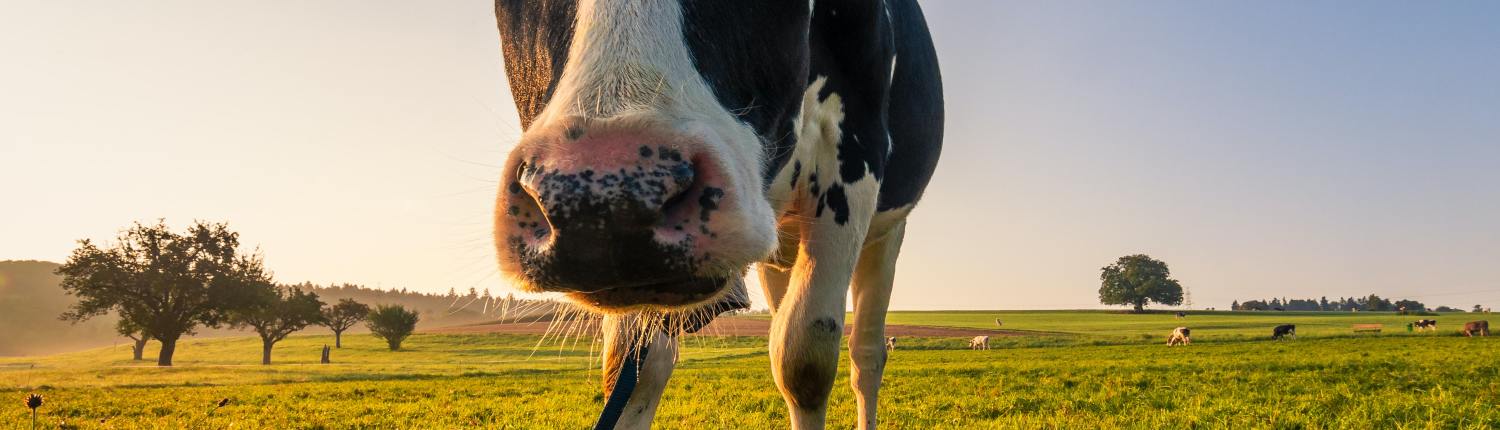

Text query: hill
(0, 260), (119, 356)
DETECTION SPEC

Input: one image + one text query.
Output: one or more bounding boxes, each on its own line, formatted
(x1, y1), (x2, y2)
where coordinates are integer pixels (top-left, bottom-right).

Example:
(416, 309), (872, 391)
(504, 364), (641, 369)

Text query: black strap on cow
(590, 289), (750, 430)
(593, 343), (648, 430)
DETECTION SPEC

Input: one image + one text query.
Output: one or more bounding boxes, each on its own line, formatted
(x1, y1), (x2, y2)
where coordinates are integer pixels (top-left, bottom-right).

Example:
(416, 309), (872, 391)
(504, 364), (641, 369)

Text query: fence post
(321, 345), (331, 364)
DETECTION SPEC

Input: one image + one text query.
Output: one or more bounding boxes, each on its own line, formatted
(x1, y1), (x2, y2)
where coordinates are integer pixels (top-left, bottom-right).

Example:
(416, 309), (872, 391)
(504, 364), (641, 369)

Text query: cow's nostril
(657, 161), (696, 213)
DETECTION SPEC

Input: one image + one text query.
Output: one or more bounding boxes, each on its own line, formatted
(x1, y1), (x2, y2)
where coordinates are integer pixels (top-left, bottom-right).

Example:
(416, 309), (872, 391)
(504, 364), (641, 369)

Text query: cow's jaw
(494, 0), (778, 313)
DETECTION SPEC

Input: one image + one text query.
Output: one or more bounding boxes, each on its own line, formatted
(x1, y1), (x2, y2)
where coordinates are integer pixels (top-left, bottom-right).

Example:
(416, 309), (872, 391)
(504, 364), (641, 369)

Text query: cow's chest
(766, 77), (883, 225)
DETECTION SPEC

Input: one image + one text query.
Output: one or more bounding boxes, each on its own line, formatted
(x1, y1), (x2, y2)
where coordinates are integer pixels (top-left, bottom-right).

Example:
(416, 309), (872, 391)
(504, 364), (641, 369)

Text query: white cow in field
(885, 337), (897, 351)
(1168, 327), (1192, 346)
(968, 335), (990, 350)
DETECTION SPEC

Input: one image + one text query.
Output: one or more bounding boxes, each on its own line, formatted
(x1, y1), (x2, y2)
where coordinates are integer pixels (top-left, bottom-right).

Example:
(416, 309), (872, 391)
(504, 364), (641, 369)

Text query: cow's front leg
(771, 177), (878, 430)
(601, 314), (677, 429)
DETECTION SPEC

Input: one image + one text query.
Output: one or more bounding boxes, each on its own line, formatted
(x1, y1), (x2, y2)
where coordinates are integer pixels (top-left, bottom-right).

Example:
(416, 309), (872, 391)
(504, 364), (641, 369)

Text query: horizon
(4, 1), (1498, 311)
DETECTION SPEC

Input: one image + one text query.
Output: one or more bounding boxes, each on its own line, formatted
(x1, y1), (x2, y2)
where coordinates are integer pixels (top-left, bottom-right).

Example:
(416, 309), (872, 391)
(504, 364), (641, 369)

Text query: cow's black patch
(785, 360), (833, 411)
(638, 145), (653, 158)
(837, 134), (869, 184)
(824, 184), (850, 225)
(697, 187), (724, 222)
(811, 317), (839, 334)
(789, 160), (802, 189)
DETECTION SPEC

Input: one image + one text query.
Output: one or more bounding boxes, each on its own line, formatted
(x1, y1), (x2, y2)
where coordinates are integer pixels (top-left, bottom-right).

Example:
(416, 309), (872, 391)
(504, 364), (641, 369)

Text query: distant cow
(1463, 321), (1490, 337)
(969, 335), (990, 350)
(1168, 327), (1192, 346)
(995, 318), (1003, 327)
(1413, 319), (1438, 331)
(885, 337), (897, 351)
(1272, 324), (1296, 340)
(1175, 312), (1187, 319)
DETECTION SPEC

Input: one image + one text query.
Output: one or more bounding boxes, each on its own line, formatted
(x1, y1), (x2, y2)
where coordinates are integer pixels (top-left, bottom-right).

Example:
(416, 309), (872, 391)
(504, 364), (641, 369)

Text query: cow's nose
(517, 155), (697, 235)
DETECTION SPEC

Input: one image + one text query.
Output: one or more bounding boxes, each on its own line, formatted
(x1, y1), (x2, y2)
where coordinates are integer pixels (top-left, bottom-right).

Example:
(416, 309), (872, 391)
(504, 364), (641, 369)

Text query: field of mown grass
(4, 311), (1498, 429)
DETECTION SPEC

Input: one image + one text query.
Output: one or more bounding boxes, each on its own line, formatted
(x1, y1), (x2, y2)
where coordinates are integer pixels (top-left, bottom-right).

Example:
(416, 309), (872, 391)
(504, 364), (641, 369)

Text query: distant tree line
(55, 220), (428, 366)
(1231, 294), (1474, 312)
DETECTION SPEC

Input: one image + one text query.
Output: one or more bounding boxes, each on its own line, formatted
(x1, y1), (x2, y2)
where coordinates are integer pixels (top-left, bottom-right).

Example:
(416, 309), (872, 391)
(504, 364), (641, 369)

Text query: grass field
(4, 311), (1498, 429)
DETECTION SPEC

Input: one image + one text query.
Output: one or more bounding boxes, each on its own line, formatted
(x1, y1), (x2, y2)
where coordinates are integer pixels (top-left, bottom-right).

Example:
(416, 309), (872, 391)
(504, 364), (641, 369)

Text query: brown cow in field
(1463, 321), (1489, 337)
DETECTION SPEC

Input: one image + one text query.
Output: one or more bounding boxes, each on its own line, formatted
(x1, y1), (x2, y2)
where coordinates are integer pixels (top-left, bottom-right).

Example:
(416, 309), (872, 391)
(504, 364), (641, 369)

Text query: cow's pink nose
(497, 126), (728, 297)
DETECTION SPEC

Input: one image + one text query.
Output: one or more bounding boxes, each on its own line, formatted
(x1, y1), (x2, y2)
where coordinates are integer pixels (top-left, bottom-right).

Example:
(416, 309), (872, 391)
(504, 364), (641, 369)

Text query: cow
(1272, 324), (1296, 340)
(1413, 319), (1438, 331)
(1168, 327), (1191, 346)
(884, 337), (897, 351)
(1463, 321), (1490, 337)
(1175, 311), (1186, 319)
(994, 318), (1003, 327)
(969, 335), (990, 350)
(491, 1), (944, 429)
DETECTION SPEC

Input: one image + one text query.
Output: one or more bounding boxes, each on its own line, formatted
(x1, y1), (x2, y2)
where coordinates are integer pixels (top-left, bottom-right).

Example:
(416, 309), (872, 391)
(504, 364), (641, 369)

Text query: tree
(1475, 304), (1485, 313)
(1097, 254), (1184, 312)
(366, 305), (419, 351)
(230, 283), (325, 364)
(1231, 300), (1240, 311)
(321, 299), (371, 348)
(116, 319), (151, 361)
(56, 220), (266, 366)
(1393, 299), (1426, 312)
(1319, 297), (1330, 311)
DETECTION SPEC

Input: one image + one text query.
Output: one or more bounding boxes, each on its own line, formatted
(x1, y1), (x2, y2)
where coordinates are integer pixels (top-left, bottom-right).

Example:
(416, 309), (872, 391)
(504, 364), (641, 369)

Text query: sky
(4, 1), (1498, 310)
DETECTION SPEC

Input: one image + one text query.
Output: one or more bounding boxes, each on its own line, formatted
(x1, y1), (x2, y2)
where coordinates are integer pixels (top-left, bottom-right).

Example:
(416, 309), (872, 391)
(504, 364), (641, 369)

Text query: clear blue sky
(3, 1), (1497, 310)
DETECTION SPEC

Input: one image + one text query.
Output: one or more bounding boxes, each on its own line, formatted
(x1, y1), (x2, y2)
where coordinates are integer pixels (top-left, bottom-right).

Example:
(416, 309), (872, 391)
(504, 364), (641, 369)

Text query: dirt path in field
(427, 316), (1026, 338)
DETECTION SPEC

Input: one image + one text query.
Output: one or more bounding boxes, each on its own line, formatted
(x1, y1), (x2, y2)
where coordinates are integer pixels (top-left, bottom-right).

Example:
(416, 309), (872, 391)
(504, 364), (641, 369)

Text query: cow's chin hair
(502, 270), (735, 319)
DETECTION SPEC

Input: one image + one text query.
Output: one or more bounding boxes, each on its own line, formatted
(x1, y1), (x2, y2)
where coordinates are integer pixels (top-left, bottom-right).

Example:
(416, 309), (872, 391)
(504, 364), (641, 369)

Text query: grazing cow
(884, 337), (897, 351)
(1272, 324), (1296, 340)
(969, 335), (990, 350)
(1175, 312), (1186, 319)
(1168, 327), (1191, 346)
(492, 1), (944, 429)
(1413, 319), (1438, 331)
(1463, 321), (1490, 337)
(994, 319), (1003, 327)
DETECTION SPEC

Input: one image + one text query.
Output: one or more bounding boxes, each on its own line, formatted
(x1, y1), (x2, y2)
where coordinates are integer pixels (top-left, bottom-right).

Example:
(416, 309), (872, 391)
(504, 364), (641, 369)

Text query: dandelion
(25, 393), (43, 430)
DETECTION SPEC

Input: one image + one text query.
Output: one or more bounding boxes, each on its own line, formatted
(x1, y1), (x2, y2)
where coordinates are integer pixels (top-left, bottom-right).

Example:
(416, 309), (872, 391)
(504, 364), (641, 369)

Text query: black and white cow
(1413, 319), (1437, 331)
(492, 1), (943, 429)
(1272, 324), (1296, 340)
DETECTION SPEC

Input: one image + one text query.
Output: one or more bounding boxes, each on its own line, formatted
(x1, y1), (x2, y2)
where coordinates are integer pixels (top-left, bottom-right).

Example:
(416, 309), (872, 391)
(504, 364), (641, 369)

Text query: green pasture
(4, 311), (1498, 429)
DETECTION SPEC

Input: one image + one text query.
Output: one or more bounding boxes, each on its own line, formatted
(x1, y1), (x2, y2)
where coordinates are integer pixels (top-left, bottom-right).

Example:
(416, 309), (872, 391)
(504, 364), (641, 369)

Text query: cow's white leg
(601, 315), (677, 429)
(848, 217), (906, 430)
(771, 178), (878, 430)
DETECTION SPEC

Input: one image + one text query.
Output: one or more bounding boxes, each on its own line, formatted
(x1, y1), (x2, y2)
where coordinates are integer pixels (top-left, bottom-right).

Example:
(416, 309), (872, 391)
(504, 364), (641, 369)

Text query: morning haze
(3, 0), (1497, 310)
